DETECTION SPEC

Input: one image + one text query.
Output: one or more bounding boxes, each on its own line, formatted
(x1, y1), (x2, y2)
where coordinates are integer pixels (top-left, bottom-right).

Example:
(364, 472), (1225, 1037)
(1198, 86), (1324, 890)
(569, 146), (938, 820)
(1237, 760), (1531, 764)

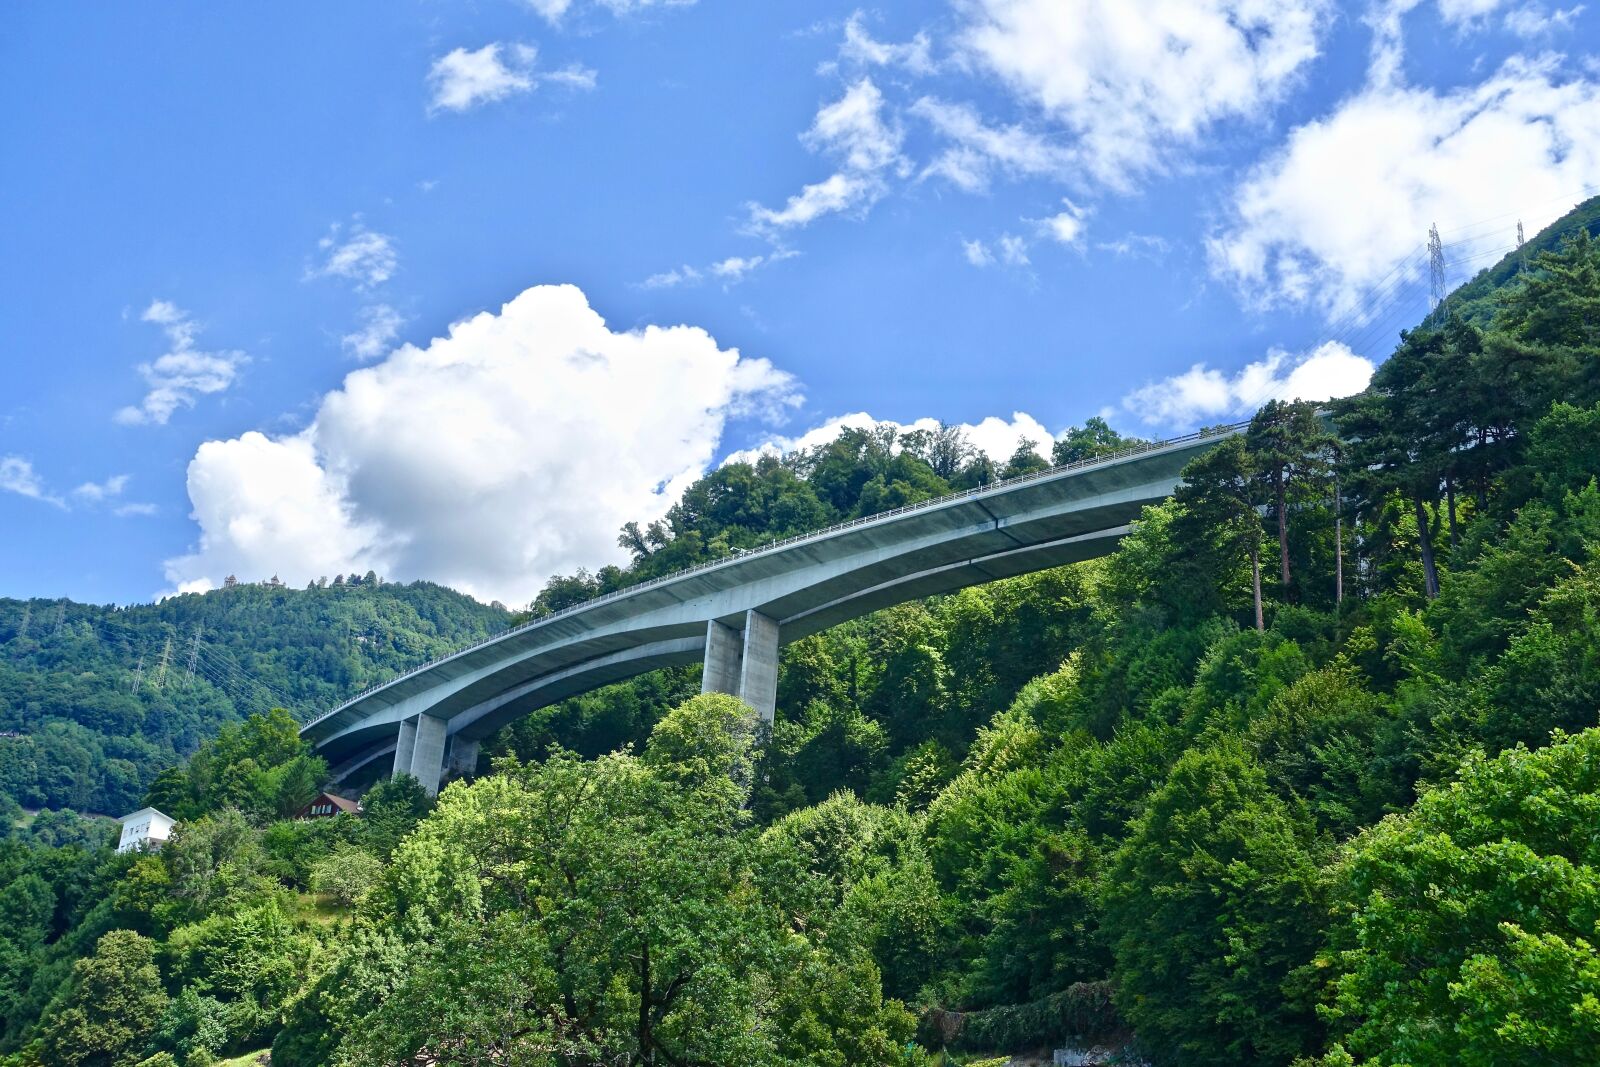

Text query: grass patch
(213, 1052), (270, 1067)
(291, 890), (349, 926)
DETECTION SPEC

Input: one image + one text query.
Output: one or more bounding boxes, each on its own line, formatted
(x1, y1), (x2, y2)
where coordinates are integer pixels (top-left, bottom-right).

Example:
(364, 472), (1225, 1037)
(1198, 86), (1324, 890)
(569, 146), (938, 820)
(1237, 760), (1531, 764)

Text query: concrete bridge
(301, 423), (1245, 794)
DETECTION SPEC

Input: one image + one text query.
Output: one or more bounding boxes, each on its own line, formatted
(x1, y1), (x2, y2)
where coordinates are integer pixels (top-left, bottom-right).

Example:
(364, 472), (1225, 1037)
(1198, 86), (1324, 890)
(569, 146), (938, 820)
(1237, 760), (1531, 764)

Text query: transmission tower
(185, 624), (204, 688)
(1427, 223), (1446, 323)
(51, 601), (66, 636)
(130, 653), (144, 694)
(152, 636), (173, 691)
(1517, 220), (1526, 249)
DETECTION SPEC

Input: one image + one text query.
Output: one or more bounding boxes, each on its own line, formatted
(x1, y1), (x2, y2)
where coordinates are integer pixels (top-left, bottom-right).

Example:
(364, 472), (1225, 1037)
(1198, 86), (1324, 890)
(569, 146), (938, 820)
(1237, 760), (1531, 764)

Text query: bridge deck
(302, 423), (1244, 779)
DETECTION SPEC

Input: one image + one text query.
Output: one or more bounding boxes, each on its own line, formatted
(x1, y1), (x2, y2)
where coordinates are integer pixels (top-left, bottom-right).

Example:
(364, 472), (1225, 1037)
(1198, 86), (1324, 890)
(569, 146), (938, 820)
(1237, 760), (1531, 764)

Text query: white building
(116, 807), (176, 854)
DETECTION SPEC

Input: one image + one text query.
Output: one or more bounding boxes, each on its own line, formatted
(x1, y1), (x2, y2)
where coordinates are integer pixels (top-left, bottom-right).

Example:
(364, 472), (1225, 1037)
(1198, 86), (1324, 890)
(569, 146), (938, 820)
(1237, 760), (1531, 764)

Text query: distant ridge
(1448, 193), (1600, 324)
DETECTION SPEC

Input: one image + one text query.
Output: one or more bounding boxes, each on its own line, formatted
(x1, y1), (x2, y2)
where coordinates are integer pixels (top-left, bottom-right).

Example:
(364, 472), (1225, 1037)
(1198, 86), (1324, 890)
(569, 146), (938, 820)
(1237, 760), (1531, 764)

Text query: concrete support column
(410, 714), (449, 797)
(737, 610), (780, 724)
(392, 718), (417, 778)
(445, 736), (480, 781)
(701, 619), (743, 697)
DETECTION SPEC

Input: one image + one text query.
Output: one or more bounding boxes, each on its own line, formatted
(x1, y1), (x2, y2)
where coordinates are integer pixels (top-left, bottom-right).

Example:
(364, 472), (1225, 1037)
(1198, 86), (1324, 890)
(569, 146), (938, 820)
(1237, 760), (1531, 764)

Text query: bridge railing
(303, 420), (1247, 732)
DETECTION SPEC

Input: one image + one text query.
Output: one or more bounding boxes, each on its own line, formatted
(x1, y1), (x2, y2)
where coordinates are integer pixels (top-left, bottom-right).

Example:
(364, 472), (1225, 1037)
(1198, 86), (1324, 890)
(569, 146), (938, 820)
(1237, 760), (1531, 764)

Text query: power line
(1436, 182), (1600, 239)
(196, 643), (301, 715)
(1428, 223), (1447, 324)
(1230, 246), (1437, 417)
(1317, 247), (1430, 346)
(1341, 284), (1432, 366)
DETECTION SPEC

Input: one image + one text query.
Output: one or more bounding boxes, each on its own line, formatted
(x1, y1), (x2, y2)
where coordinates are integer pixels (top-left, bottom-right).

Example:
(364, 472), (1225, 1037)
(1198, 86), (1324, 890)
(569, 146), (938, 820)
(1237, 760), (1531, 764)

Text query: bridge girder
(304, 427), (1242, 793)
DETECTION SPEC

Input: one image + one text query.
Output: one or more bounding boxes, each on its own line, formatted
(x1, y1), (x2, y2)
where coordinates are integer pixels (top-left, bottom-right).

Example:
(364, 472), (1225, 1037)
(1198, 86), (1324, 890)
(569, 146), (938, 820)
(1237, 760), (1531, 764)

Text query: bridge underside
(304, 429), (1238, 796)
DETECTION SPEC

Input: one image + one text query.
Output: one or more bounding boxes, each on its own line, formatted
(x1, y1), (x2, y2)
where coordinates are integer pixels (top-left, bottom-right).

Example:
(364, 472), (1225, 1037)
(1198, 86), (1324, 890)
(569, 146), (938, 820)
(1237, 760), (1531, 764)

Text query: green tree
(164, 898), (310, 1047)
(1484, 229), (1600, 419)
(144, 987), (228, 1067)
(38, 930), (169, 1067)
(1319, 729), (1600, 1066)
(1335, 325), (1481, 601)
(1247, 400), (1333, 597)
(1052, 417), (1143, 465)
(309, 848), (382, 908)
(270, 925), (409, 1067)
(343, 695), (913, 1066)
(357, 772), (434, 859)
(1176, 435), (1265, 628)
(1103, 744), (1325, 1067)
(1001, 439), (1050, 478)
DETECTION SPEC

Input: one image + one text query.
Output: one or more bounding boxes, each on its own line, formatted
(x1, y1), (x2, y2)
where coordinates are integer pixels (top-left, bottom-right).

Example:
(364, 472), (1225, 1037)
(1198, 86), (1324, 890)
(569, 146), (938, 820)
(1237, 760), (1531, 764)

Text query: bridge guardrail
(303, 419), (1247, 732)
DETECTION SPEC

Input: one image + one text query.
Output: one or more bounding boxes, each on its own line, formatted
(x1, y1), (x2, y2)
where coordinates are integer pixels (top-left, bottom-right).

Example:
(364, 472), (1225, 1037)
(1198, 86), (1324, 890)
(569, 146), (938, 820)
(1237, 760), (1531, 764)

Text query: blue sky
(3, 0), (1598, 606)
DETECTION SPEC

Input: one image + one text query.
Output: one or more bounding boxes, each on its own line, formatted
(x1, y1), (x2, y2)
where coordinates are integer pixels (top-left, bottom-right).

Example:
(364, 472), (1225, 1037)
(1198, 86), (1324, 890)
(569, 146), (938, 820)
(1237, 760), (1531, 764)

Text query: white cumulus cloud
(1037, 198), (1090, 247)
(115, 300), (247, 426)
(639, 264), (703, 290)
(1, 463), (152, 514)
(71, 474), (129, 503)
(1438, 0), (1509, 23)
(426, 42), (596, 115)
(748, 78), (907, 233)
(725, 410), (1058, 468)
(912, 97), (1074, 193)
(997, 233), (1031, 266)
(0, 457), (63, 507)
(1209, 54), (1600, 317)
(342, 304), (405, 361)
(962, 239), (996, 267)
(309, 222), (399, 290)
(163, 285), (801, 605)
(523, 0), (695, 25)
(957, 0), (1331, 190)
(1121, 341), (1374, 429)
(710, 250), (798, 284)
(1503, 4), (1586, 36)
(74, 473), (157, 517)
(835, 11), (935, 74)
(428, 43), (536, 113)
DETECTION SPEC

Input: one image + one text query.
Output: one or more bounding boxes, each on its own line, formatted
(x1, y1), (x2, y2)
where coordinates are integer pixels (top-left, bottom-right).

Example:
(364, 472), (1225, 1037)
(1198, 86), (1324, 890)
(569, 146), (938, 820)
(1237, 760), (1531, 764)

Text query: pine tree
(1246, 400), (1333, 598)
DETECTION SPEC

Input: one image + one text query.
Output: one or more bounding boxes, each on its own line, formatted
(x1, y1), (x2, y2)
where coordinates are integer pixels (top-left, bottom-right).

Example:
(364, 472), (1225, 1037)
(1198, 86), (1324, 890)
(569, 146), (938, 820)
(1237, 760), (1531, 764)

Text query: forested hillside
(0, 205), (1598, 1067)
(0, 581), (509, 815)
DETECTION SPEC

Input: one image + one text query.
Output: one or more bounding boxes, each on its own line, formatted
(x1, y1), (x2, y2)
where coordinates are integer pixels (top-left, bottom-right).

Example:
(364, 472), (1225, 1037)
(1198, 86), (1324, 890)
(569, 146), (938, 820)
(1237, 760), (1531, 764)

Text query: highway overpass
(301, 422), (1246, 794)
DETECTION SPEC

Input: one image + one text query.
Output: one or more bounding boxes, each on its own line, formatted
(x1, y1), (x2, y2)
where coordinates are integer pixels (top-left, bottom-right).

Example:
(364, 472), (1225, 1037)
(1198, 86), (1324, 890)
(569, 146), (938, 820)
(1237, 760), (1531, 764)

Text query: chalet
(116, 807), (176, 854)
(296, 792), (362, 820)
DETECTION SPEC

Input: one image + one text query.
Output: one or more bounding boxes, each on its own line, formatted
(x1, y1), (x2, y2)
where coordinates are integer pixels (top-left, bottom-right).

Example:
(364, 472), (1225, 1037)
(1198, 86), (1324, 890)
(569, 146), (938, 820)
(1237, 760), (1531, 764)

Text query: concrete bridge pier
(392, 718), (417, 777)
(445, 735), (480, 781)
(409, 714), (448, 797)
(703, 620), (744, 696)
(384, 715), (475, 796)
(700, 610), (780, 723)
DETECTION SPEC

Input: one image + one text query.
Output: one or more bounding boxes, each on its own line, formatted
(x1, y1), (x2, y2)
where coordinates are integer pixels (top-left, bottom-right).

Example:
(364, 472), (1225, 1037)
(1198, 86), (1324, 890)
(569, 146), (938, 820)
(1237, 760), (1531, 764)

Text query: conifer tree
(1246, 400), (1332, 597)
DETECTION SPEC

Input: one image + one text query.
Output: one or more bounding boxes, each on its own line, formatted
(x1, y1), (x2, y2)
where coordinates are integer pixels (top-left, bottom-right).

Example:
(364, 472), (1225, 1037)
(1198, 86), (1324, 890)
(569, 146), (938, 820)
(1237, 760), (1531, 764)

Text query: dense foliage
(1, 201), (1599, 1064)
(0, 579), (510, 814)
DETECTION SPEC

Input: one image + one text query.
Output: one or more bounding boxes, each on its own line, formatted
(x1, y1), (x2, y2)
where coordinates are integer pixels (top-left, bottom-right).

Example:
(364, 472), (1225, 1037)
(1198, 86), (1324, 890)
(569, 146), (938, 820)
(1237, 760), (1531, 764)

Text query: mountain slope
(0, 579), (510, 813)
(1450, 193), (1600, 324)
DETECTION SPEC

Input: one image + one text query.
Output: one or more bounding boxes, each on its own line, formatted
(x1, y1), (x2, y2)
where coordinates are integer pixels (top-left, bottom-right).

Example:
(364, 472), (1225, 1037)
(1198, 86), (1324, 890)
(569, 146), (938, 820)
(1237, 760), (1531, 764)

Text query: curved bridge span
(302, 423), (1244, 793)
